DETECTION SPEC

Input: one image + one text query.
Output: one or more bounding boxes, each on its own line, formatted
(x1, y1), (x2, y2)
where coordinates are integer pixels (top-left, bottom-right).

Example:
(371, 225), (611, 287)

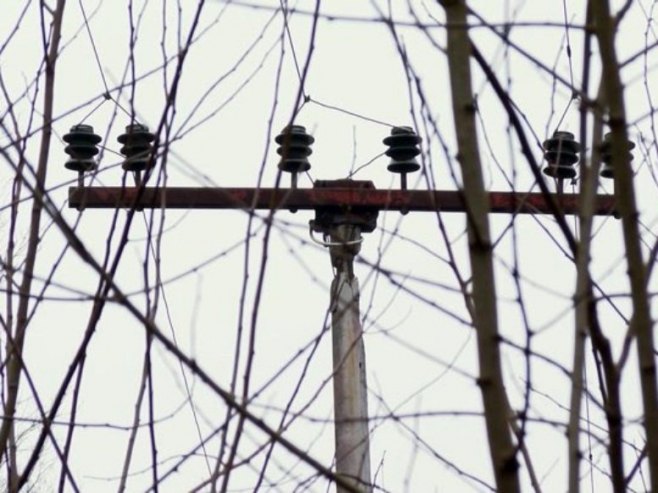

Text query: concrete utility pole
(65, 123), (620, 493)
(309, 180), (378, 492)
(328, 224), (372, 492)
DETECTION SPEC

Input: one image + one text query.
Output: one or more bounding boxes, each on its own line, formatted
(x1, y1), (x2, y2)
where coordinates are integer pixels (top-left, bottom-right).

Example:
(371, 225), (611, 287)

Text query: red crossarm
(68, 186), (616, 216)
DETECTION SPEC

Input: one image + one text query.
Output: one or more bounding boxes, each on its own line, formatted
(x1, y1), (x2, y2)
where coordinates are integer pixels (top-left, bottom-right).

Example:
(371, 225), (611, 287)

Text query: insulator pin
(600, 132), (635, 179)
(64, 124), (102, 173)
(542, 131), (580, 179)
(118, 123), (155, 172)
(383, 126), (421, 190)
(275, 125), (314, 189)
(275, 125), (314, 173)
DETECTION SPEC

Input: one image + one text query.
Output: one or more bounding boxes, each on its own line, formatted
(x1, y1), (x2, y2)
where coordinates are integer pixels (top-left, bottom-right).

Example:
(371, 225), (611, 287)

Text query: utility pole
(310, 180), (377, 493)
(65, 123), (620, 493)
(328, 225), (371, 493)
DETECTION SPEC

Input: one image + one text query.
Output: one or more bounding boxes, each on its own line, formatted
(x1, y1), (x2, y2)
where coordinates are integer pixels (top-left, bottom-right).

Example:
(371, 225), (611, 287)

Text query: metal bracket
(309, 179), (379, 235)
(308, 180), (379, 273)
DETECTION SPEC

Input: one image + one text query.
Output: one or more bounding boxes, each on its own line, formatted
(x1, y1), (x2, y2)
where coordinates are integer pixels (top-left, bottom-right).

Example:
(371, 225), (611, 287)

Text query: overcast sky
(2, 1), (658, 492)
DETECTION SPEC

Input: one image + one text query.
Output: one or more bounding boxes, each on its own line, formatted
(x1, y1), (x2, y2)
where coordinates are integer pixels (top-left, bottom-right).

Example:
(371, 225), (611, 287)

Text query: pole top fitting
(309, 180), (379, 235)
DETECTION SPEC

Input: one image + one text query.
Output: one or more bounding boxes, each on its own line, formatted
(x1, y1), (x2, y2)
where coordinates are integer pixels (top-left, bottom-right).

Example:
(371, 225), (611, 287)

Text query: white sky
(2, 1), (658, 492)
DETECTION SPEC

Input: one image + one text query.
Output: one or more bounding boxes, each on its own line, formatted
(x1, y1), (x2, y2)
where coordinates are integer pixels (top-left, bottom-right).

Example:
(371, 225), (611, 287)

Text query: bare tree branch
(440, 1), (520, 491)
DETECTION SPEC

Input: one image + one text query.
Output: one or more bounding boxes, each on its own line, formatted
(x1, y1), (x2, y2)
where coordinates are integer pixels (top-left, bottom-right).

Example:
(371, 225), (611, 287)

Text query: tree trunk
(591, 0), (658, 490)
(440, 1), (520, 491)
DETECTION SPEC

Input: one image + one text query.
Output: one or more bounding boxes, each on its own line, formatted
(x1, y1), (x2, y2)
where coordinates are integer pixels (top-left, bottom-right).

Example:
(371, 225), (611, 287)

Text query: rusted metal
(309, 180), (379, 233)
(69, 185), (616, 216)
